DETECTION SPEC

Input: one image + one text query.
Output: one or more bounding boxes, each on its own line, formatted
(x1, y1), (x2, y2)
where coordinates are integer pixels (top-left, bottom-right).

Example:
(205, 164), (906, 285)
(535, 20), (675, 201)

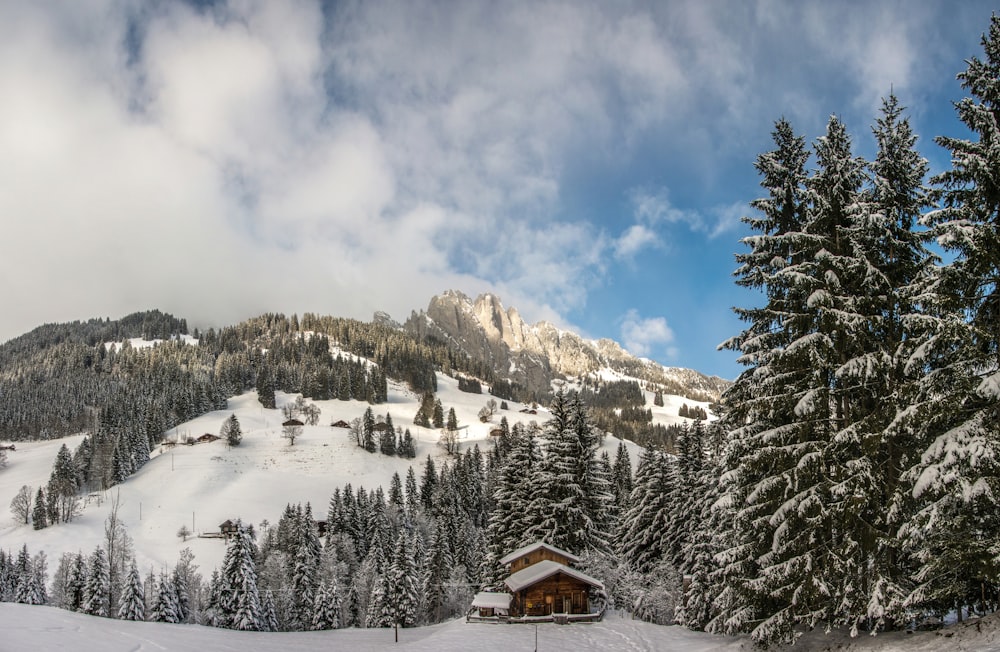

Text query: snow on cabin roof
(471, 592), (512, 610)
(504, 560), (604, 593)
(499, 541), (580, 566)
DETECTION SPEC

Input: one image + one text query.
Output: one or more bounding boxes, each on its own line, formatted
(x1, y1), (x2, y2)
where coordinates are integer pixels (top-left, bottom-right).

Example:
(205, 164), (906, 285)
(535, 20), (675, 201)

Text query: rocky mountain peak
(403, 291), (730, 402)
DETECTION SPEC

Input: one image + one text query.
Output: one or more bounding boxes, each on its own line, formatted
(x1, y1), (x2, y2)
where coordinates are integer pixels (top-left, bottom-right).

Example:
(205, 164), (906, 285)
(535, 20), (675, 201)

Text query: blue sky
(0, 1), (995, 380)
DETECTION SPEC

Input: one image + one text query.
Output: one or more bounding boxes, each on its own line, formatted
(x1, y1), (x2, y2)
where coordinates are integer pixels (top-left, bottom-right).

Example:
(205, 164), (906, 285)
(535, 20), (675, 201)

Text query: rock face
(403, 290), (730, 401)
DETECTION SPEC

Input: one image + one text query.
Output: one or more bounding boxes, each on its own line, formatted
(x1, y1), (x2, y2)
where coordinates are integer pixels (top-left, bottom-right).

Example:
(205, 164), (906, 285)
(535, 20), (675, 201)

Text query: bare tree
(303, 403), (321, 426)
(282, 423), (303, 446)
(10, 484), (32, 525)
(177, 524), (191, 542)
(349, 417), (363, 447)
(104, 489), (134, 617)
(439, 428), (460, 456)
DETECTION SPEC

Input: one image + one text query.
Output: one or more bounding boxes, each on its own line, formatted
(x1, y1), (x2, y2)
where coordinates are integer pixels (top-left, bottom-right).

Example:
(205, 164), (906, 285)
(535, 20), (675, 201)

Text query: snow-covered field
(5, 602), (1000, 652)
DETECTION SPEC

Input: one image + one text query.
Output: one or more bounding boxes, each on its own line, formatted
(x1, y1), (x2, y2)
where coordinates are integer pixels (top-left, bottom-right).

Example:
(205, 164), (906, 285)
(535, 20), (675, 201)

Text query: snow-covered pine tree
(611, 440), (633, 514)
(618, 447), (673, 574)
(221, 522), (263, 631)
(311, 581), (335, 630)
(65, 552), (87, 612)
(365, 572), (392, 628)
(291, 503), (322, 629)
(716, 104), (934, 642)
(363, 408), (377, 453)
(525, 390), (610, 555)
(82, 546), (111, 617)
(117, 560), (145, 621)
(380, 414), (396, 456)
(904, 14), (1000, 619)
(386, 531), (419, 627)
(262, 588), (279, 632)
(152, 571), (180, 623)
(221, 413), (242, 447)
(422, 517), (452, 623)
(482, 423), (539, 587)
(31, 487), (48, 530)
(713, 117), (815, 642)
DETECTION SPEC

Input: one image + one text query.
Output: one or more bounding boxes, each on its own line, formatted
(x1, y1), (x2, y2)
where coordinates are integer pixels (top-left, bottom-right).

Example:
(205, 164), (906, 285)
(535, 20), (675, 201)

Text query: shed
(468, 592), (512, 620)
(197, 433), (220, 443)
(282, 419), (305, 427)
(331, 420), (350, 429)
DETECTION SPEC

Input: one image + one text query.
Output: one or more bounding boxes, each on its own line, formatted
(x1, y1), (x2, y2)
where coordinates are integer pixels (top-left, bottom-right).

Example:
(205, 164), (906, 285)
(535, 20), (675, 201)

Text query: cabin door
(563, 596), (571, 613)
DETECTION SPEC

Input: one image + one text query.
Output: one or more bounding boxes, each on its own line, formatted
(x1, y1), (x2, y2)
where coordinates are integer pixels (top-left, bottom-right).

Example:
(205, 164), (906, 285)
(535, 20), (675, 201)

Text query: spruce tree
(117, 560), (145, 621)
(221, 522), (263, 631)
(32, 488), (48, 530)
(82, 546), (111, 617)
(904, 14), (1000, 618)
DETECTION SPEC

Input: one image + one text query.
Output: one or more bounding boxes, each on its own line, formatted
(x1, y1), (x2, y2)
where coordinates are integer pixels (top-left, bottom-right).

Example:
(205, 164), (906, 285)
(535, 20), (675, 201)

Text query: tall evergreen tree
(82, 546), (111, 617)
(904, 15), (1000, 618)
(117, 560), (145, 621)
(221, 522), (263, 631)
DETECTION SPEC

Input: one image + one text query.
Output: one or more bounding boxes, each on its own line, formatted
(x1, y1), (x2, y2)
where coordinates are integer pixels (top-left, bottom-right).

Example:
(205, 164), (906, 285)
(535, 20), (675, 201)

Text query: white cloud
(0, 0), (989, 346)
(620, 309), (676, 359)
(614, 225), (661, 260)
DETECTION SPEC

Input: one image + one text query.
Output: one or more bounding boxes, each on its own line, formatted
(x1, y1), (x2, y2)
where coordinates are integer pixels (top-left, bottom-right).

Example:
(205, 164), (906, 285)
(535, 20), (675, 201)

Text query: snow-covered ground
(6, 602), (1000, 652)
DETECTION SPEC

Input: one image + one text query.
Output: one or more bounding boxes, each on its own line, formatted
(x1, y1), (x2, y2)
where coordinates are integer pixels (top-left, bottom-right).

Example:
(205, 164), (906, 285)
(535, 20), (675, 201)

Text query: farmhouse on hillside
(468, 541), (605, 623)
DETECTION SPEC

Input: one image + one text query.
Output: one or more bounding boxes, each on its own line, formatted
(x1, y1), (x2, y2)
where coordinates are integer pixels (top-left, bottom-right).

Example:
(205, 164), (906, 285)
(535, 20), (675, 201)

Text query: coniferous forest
(3, 13), (1000, 649)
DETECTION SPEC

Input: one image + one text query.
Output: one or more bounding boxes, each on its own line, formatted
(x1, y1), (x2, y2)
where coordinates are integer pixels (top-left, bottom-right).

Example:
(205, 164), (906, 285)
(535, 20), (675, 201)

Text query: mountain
(403, 290), (729, 402)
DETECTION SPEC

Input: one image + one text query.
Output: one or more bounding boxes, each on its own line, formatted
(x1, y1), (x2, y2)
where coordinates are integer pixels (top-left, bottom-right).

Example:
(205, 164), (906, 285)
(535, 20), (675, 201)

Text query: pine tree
(362, 408), (377, 453)
(152, 571), (180, 623)
(117, 560), (145, 621)
(82, 546), (111, 617)
(221, 413), (242, 447)
(432, 399), (444, 429)
(66, 552), (87, 612)
(221, 522), (263, 631)
(291, 504), (321, 629)
(525, 391), (610, 554)
(386, 531), (419, 627)
(31, 487), (48, 530)
(904, 15), (1000, 619)
(262, 589), (279, 632)
(311, 581), (337, 630)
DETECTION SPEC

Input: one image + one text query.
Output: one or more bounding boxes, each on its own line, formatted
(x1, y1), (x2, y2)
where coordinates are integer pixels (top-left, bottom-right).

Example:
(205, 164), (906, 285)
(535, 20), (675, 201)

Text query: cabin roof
(504, 559), (604, 593)
(471, 591), (512, 610)
(498, 541), (580, 566)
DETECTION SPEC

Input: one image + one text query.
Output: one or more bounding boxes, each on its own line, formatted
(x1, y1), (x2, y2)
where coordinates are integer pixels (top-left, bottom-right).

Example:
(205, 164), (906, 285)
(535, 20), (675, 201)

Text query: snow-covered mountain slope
(0, 372), (650, 575)
(403, 291), (730, 401)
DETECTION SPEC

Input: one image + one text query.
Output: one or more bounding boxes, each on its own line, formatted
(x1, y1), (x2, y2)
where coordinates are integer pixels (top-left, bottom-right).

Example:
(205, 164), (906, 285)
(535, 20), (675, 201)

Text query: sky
(0, 0), (996, 380)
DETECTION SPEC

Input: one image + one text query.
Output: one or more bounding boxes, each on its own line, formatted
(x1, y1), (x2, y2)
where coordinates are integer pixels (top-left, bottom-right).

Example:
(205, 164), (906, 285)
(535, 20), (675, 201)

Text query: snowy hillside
(0, 371), (656, 575)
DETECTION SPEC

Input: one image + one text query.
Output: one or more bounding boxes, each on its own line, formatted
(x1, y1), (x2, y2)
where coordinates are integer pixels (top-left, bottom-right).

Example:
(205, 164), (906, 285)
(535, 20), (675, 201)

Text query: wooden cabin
(282, 418), (305, 427)
(331, 420), (350, 429)
(219, 519), (239, 539)
(197, 433), (220, 443)
(469, 541), (605, 623)
(505, 560), (603, 618)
